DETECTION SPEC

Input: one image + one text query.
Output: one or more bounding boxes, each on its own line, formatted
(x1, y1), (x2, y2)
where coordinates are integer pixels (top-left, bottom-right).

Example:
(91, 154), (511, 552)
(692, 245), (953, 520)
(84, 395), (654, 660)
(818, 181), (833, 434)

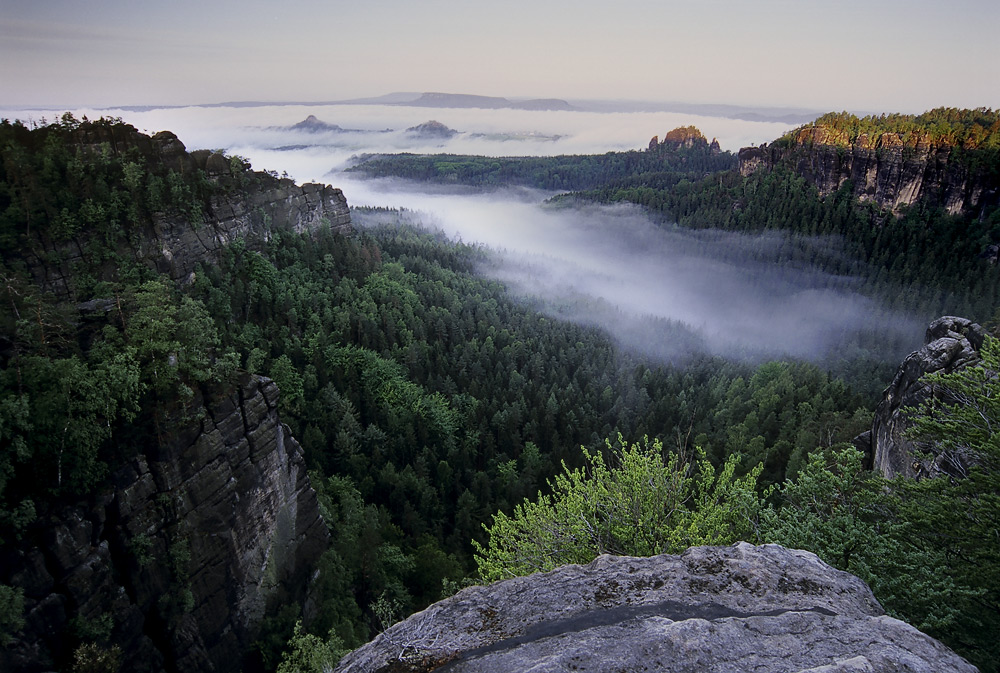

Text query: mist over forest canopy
(0, 102), (926, 369)
(2, 103), (792, 182)
(345, 177), (923, 366)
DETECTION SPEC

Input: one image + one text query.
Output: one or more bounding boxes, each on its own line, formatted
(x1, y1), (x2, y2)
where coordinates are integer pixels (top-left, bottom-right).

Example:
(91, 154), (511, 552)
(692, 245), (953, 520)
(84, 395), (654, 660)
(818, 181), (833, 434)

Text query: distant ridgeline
(349, 112), (1000, 324)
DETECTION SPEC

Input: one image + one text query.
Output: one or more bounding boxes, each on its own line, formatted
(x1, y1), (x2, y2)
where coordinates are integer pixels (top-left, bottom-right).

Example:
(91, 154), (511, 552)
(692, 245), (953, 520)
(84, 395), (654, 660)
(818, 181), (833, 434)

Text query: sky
(3, 0), (998, 113)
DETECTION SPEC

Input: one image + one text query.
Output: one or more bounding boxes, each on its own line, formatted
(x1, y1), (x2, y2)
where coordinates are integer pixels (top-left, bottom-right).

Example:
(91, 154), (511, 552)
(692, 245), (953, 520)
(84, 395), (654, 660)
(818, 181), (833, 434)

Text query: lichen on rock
(335, 543), (976, 673)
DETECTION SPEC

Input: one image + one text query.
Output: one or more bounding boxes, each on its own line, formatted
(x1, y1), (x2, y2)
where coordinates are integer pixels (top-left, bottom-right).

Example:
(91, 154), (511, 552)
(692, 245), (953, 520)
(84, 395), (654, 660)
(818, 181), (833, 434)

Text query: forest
(0, 114), (998, 672)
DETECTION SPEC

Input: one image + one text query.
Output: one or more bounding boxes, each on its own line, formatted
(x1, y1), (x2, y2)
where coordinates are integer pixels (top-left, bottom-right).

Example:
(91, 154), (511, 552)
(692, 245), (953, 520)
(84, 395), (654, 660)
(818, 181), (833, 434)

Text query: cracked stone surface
(336, 543), (976, 673)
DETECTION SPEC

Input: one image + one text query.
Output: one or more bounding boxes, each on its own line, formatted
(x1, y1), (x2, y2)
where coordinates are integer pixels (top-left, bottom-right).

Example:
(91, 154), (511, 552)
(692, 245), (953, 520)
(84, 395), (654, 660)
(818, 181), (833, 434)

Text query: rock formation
(16, 121), (352, 299)
(335, 543), (975, 673)
(0, 374), (328, 673)
(651, 126), (709, 151)
(0, 121), (343, 672)
(405, 120), (459, 139)
(289, 115), (344, 133)
(738, 126), (1000, 217)
(865, 316), (986, 479)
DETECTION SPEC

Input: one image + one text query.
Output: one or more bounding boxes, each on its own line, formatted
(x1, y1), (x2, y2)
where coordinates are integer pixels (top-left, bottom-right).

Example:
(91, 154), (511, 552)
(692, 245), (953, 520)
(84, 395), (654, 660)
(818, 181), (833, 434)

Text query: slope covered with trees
(1, 114), (997, 672)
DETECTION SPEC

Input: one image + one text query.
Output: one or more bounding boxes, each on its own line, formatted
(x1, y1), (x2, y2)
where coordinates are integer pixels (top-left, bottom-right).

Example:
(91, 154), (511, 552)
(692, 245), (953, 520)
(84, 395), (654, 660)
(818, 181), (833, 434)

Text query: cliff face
(18, 122), (352, 299)
(1, 374), (328, 673)
(738, 126), (999, 217)
(0, 121), (342, 671)
(336, 543), (975, 673)
(860, 316), (986, 479)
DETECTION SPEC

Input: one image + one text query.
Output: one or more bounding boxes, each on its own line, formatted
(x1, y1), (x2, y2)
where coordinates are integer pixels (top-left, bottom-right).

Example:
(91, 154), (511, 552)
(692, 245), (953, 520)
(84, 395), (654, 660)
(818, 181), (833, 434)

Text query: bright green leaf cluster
(474, 436), (765, 582)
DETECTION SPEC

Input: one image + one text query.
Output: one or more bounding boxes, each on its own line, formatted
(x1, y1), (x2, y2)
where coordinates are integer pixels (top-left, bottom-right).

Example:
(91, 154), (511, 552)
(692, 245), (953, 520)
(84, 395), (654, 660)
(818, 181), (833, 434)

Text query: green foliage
(895, 336), (1000, 670)
(778, 108), (1000, 154)
(0, 117), (218, 265)
(6, 115), (996, 671)
(474, 436), (765, 582)
(762, 343), (1000, 671)
(907, 334), (1000, 467)
(70, 611), (114, 644)
(276, 621), (345, 673)
(761, 445), (896, 586)
(582, 164), (1000, 335)
(348, 141), (736, 191)
(70, 642), (122, 673)
(0, 583), (24, 646)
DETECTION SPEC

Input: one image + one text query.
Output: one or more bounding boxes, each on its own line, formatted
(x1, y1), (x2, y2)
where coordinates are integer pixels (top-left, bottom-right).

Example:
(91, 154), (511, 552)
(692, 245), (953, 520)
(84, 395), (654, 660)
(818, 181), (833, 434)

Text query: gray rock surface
(870, 316), (986, 479)
(336, 543), (976, 673)
(1, 374), (328, 673)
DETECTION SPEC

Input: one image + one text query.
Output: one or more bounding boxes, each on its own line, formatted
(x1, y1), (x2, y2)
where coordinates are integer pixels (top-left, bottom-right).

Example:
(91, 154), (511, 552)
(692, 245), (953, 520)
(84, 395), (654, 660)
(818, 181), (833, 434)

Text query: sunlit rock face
(868, 316), (986, 479)
(738, 131), (999, 217)
(335, 543), (976, 673)
(1, 374), (328, 673)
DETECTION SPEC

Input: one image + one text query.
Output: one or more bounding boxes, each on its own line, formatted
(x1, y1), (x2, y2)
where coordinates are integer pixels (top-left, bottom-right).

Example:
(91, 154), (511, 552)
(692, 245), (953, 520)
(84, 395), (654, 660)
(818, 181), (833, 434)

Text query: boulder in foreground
(336, 542), (976, 673)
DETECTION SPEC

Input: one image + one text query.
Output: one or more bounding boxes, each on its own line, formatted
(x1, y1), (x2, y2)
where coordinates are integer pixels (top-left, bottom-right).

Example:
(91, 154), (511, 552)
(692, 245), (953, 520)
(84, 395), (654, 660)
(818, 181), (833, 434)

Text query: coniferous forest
(1, 111), (999, 672)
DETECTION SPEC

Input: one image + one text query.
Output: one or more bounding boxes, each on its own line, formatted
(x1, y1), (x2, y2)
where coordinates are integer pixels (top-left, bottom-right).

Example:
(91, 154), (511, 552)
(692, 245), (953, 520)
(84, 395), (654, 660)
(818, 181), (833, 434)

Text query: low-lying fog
(341, 176), (922, 364)
(4, 102), (792, 183)
(4, 102), (920, 364)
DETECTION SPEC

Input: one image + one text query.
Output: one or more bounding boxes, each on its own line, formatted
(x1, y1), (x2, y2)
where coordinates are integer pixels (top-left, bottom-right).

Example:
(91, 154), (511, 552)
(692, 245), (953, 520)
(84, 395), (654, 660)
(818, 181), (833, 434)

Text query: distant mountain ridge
(105, 92), (818, 122)
(394, 92), (575, 111)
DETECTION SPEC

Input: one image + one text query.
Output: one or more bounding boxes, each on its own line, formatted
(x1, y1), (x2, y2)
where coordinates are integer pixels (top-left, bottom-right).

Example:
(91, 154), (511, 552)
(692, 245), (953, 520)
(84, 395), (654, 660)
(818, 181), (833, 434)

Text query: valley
(0, 105), (997, 673)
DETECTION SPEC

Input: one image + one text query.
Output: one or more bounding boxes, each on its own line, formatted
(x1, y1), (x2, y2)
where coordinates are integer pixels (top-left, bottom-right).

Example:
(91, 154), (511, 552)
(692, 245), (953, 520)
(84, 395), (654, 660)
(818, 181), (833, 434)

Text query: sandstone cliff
(859, 316), (986, 479)
(738, 125), (1000, 217)
(1, 373), (328, 673)
(14, 120), (352, 299)
(336, 543), (975, 672)
(0, 120), (345, 672)
(649, 126), (719, 152)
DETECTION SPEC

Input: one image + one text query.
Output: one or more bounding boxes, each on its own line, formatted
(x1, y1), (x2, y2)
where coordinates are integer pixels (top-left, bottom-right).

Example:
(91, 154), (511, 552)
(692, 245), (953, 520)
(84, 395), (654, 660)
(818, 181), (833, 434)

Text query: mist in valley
(342, 175), (923, 366)
(3, 101), (923, 368)
(3, 102), (792, 183)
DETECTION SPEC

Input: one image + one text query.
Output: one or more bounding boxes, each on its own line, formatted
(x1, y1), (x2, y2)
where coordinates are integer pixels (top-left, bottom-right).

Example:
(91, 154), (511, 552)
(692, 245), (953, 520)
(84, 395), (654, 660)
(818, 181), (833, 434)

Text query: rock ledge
(336, 543), (976, 673)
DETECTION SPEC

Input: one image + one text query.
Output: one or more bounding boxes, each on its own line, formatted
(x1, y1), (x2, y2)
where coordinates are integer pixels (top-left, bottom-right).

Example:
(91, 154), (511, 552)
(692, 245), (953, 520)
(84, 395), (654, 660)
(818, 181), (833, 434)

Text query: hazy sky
(3, 0), (998, 112)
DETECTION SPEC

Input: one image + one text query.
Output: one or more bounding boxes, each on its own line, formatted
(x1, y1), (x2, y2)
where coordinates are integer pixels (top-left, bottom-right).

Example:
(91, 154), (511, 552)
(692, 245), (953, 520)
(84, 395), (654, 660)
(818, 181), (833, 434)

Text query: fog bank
(3, 103), (792, 183)
(343, 176), (922, 364)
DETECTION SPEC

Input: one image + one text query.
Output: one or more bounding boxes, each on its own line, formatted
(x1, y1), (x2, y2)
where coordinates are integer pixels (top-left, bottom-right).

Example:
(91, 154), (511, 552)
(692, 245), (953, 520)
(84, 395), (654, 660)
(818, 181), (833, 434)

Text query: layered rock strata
(1, 374), (328, 673)
(336, 543), (975, 673)
(738, 127), (999, 217)
(866, 316), (986, 479)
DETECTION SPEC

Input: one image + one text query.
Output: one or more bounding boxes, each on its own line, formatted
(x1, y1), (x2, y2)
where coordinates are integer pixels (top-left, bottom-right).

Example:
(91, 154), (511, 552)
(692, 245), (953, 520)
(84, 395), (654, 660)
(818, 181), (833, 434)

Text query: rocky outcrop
(289, 115), (344, 133)
(651, 126), (709, 151)
(0, 374), (328, 673)
(738, 127), (1000, 217)
(868, 316), (986, 479)
(405, 120), (459, 139)
(336, 543), (975, 673)
(19, 122), (352, 299)
(147, 175), (351, 286)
